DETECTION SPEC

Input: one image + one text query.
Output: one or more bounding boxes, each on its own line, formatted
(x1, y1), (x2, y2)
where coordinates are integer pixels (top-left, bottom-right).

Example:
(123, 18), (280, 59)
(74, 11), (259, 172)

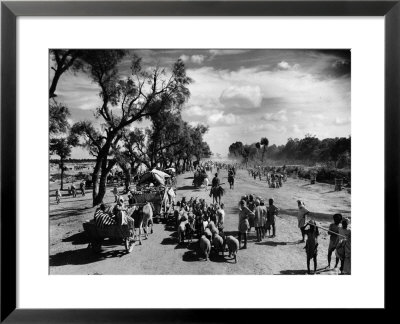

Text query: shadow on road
(255, 240), (300, 246)
(62, 231), (88, 245)
(278, 267), (332, 275)
(184, 177), (194, 179)
(278, 269), (308, 275)
(182, 250), (199, 262)
(209, 252), (228, 263)
(175, 243), (186, 250)
(50, 207), (93, 221)
(50, 247), (127, 266)
(160, 232), (181, 245)
(177, 186), (195, 190)
(164, 224), (176, 232)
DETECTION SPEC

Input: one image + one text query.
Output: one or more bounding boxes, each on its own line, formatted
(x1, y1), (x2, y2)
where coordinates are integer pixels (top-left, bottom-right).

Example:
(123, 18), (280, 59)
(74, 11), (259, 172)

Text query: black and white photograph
(49, 49), (351, 275)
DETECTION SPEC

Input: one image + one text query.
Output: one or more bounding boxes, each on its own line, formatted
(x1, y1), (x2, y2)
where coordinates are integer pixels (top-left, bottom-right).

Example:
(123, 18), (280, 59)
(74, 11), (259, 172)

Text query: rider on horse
(209, 173), (220, 197)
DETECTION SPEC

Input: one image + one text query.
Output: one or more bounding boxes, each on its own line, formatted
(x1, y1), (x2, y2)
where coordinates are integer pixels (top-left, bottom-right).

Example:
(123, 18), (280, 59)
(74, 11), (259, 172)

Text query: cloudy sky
(53, 49), (350, 158)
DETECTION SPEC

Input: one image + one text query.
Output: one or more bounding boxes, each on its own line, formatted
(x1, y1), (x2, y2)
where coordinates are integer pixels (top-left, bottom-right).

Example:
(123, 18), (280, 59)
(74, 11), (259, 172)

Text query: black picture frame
(1, 0), (399, 322)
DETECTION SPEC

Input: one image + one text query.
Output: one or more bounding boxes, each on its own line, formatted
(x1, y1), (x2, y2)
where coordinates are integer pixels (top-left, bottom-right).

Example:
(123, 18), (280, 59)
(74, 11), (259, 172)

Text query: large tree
(49, 135), (78, 190)
(71, 51), (192, 206)
(49, 101), (70, 135)
(228, 141), (244, 159)
(49, 50), (85, 98)
(49, 100), (78, 189)
(114, 112), (187, 192)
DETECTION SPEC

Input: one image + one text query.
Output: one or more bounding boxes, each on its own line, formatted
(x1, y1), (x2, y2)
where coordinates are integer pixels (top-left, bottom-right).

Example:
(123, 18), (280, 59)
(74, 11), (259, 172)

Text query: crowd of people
(248, 165), (287, 188)
(237, 195), (279, 247)
(236, 195), (351, 274)
(55, 159), (351, 274)
(54, 180), (86, 204)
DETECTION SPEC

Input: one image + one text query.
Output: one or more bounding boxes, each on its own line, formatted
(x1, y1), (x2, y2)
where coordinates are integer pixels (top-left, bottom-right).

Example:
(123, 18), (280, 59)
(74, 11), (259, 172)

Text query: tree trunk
(49, 69), (62, 98)
(93, 156), (108, 206)
(60, 160), (64, 190)
(91, 159), (102, 207)
(95, 171), (108, 206)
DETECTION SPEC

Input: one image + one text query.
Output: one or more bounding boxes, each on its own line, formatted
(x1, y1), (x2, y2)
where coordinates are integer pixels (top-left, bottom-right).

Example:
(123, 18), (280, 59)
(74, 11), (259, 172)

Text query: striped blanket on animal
(94, 209), (116, 228)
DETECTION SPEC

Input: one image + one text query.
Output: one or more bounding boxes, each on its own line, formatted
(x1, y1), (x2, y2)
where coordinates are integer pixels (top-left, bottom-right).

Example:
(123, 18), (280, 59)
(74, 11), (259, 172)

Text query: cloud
(277, 61), (300, 71)
(181, 54), (206, 64)
(249, 123), (287, 133)
(219, 85), (262, 108)
(319, 58), (351, 79)
(185, 105), (209, 116)
(207, 111), (237, 125)
(331, 59), (351, 77)
(277, 61), (291, 70)
(312, 114), (326, 120)
(209, 49), (250, 56)
(56, 49), (351, 158)
(291, 124), (302, 133)
(180, 54), (189, 62)
(191, 55), (205, 64)
(188, 121), (200, 127)
(335, 116), (351, 125)
(292, 111), (303, 117)
(262, 110), (288, 122)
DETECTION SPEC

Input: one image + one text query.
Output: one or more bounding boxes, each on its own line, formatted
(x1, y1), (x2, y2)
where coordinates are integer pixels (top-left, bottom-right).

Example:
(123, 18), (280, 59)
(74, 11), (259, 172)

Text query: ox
(127, 202), (154, 245)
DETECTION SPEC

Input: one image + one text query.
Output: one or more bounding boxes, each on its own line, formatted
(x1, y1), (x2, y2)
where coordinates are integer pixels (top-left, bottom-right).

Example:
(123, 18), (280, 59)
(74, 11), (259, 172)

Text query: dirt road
(49, 168), (350, 275)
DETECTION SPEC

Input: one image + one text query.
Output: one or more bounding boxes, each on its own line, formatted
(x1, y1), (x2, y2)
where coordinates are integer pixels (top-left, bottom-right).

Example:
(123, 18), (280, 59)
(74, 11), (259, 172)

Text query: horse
(228, 174), (234, 189)
(127, 202), (154, 245)
(210, 186), (224, 205)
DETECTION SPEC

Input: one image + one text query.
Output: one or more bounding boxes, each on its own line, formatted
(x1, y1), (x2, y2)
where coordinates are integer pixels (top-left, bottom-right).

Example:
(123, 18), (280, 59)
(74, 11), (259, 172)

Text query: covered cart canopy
(137, 169), (171, 186)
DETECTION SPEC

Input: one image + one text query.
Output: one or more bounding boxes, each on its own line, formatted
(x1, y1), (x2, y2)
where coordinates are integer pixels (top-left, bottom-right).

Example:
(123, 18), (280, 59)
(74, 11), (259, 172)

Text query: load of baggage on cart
(128, 169), (176, 223)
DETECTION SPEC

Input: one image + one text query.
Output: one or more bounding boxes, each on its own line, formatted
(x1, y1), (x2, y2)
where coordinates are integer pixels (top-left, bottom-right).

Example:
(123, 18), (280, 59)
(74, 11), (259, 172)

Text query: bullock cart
(129, 186), (173, 223)
(83, 219), (134, 254)
(192, 171), (208, 187)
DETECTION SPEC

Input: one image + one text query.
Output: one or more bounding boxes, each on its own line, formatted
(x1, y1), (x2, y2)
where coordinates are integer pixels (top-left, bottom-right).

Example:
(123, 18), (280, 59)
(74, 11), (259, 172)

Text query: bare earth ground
(49, 169), (351, 275)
